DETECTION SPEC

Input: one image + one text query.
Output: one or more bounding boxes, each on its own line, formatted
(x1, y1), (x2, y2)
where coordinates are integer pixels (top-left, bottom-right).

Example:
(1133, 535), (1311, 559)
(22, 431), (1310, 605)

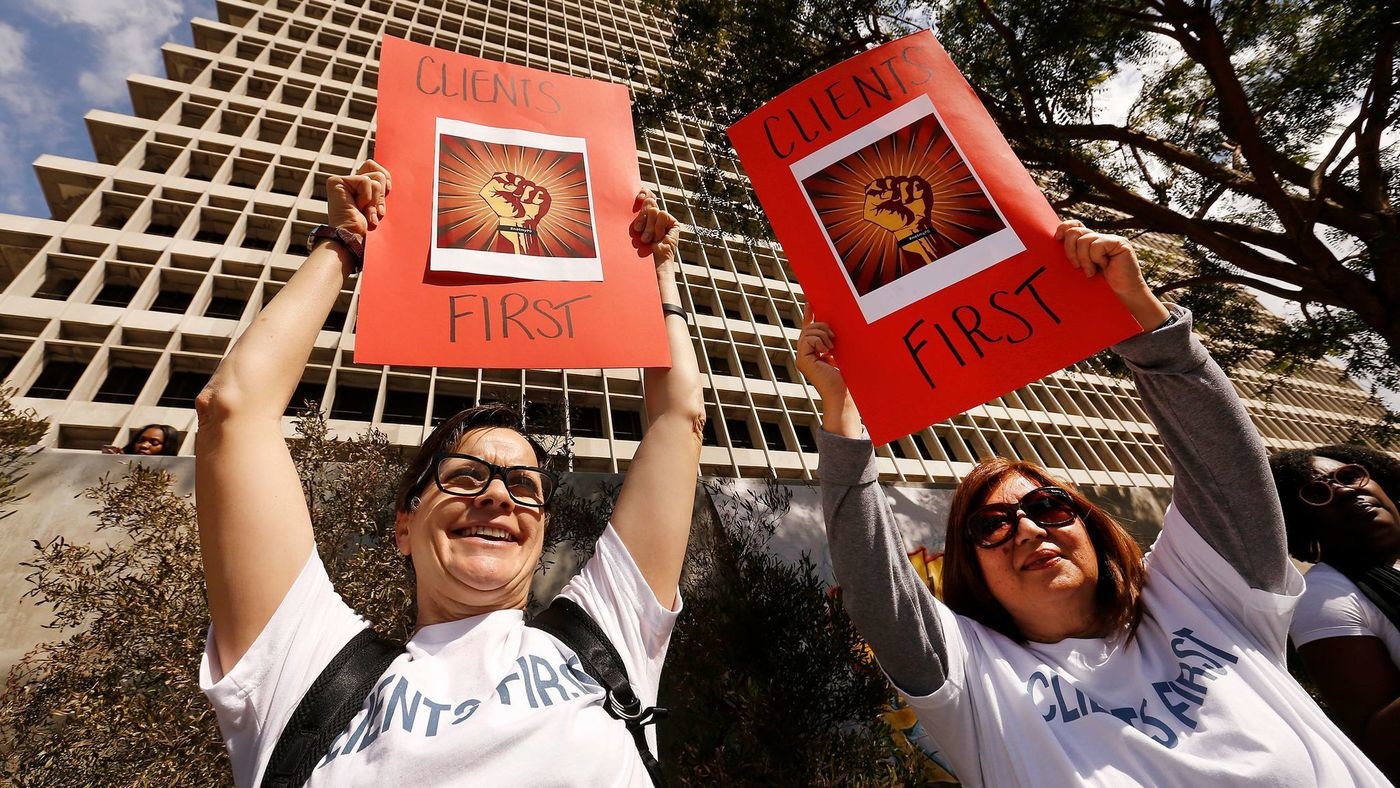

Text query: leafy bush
(662, 478), (922, 785)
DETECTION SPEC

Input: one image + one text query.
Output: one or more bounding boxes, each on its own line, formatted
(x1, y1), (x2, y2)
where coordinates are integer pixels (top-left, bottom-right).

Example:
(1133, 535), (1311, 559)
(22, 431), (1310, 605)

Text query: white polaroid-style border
(791, 95), (1024, 323)
(431, 116), (602, 282)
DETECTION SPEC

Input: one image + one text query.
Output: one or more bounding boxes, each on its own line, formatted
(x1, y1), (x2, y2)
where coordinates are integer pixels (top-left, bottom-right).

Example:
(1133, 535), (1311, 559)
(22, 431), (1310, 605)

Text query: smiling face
(133, 427), (166, 455)
(1308, 455), (1400, 566)
(972, 473), (1101, 641)
(395, 426), (548, 626)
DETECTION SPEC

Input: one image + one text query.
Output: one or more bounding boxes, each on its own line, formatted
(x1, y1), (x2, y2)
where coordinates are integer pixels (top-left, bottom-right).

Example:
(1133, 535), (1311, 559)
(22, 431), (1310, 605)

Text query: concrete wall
(1, 450), (194, 673)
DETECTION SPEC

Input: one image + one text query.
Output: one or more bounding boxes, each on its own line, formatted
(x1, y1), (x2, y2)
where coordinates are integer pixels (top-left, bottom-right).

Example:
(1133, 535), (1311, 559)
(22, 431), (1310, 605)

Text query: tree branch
(1355, 18), (1396, 213)
(1058, 122), (1262, 194)
(1020, 144), (1292, 275)
(1312, 102), (1368, 200)
(1154, 0), (1307, 230)
(1191, 218), (1306, 257)
(1153, 273), (1308, 303)
(1054, 122), (1381, 239)
(972, 0), (1047, 123)
(1193, 182), (1229, 219)
(1086, 2), (1168, 27)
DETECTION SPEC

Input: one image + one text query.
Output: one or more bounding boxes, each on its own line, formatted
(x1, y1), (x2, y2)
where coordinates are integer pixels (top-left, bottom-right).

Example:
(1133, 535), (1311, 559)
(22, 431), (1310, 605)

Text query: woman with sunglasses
(1269, 445), (1400, 780)
(798, 220), (1388, 786)
(195, 161), (704, 786)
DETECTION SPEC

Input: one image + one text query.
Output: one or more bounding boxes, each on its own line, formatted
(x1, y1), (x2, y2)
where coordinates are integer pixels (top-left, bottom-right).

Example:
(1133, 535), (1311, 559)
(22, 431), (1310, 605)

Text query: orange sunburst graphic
(435, 134), (597, 259)
(802, 112), (1005, 297)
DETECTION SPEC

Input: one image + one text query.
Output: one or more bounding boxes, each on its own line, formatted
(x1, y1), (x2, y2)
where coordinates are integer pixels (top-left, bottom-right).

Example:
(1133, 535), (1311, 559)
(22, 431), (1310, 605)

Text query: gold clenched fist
(862, 175), (952, 265)
(479, 172), (551, 255)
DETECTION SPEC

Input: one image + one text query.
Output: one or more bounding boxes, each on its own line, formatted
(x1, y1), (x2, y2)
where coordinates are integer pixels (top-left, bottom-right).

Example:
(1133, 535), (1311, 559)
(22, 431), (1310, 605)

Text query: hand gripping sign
(728, 31), (1141, 446)
(356, 36), (669, 370)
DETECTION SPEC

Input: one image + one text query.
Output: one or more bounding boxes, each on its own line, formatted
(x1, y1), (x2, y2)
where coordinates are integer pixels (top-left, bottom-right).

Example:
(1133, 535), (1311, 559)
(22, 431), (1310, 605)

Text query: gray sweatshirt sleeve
(818, 428), (950, 696)
(1112, 304), (1289, 593)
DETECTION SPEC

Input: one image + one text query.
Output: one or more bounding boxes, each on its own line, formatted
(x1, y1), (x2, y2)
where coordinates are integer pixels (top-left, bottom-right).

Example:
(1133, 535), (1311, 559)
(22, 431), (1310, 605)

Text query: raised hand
(480, 172), (551, 255)
(1055, 219), (1169, 330)
(863, 175), (946, 264)
(796, 307), (862, 437)
(630, 190), (681, 273)
(326, 160), (391, 235)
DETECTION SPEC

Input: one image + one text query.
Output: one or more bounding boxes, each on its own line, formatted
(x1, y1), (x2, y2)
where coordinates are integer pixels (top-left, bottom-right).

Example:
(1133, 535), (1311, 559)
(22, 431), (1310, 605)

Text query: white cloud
(0, 20), (67, 213)
(0, 21), (29, 77)
(29, 0), (191, 105)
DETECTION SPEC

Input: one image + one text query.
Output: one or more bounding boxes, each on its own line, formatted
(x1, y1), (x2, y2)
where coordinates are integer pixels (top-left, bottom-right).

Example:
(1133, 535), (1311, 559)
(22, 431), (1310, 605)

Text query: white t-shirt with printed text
(1291, 561), (1400, 668)
(901, 505), (1390, 787)
(200, 525), (677, 787)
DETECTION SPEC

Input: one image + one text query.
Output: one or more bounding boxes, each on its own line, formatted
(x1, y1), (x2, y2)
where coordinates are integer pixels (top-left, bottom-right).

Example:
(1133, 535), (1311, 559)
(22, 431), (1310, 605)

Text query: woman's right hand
(326, 160), (392, 233)
(796, 308), (863, 437)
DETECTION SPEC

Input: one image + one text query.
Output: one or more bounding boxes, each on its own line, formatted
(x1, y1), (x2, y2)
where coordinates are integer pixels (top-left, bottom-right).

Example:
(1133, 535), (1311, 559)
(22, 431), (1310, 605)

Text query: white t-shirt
(1291, 561), (1400, 668)
(902, 505), (1390, 787)
(200, 525), (678, 787)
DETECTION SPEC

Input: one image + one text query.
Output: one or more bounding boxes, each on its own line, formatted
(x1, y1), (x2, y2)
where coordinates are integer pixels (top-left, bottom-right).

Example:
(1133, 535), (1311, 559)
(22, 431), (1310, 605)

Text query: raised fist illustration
(480, 171), (551, 255)
(862, 175), (953, 265)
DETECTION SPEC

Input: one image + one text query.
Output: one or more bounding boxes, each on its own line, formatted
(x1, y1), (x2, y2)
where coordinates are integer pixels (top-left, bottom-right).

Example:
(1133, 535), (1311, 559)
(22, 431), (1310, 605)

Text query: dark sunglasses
(1298, 464), (1369, 507)
(430, 453), (558, 507)
(968, 486), (1080, 549)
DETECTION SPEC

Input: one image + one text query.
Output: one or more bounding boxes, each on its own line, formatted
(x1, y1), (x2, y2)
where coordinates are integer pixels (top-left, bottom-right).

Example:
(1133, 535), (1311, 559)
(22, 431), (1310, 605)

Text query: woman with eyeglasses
(1269, 445), (1400, 780)
(797, 220), (1388, 786)
(194, 161), (703, 786)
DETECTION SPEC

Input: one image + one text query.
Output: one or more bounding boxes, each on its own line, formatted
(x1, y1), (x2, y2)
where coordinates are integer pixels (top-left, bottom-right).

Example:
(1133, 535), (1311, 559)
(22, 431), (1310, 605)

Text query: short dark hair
(1269, 444), (1400, 562)
(393, 403), (551, 515)
(124, 424), (181, 456)
(942, 457), (1147, 643)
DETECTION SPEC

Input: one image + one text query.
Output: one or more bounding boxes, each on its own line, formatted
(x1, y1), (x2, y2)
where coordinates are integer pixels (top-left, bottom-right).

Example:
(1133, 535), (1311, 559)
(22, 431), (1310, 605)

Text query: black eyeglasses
(430, 453), (558, 507)
(1298, 464), (1369, 507)
(968, 486), (1080, 549)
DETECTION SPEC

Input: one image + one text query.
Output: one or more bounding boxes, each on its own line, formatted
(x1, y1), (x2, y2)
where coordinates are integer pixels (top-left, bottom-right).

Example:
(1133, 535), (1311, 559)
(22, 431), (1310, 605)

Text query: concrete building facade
(0, 0), (1390, 493)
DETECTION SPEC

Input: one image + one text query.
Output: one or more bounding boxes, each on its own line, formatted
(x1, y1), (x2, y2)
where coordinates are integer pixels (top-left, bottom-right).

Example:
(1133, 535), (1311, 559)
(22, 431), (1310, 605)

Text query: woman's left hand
(631, 190), (681, 273)
(1054, 220), (1146, 294)
(1055, 219), (1169, 331)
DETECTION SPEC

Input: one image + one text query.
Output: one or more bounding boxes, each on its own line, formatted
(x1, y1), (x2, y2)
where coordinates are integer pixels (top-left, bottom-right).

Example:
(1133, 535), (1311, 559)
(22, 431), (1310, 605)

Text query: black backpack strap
(528, 597), (668, 787)
(260, 627), (401, 788)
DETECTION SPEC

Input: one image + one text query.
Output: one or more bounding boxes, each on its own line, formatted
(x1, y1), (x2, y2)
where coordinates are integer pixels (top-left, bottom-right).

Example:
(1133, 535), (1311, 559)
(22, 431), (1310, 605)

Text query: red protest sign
(356, 36), (669, 370)
(728, 31), (1141, 445)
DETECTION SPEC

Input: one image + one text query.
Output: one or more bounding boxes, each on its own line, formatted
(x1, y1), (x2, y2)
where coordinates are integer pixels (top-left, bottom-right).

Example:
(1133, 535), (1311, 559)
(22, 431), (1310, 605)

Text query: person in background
(1271, 444), (1400, 780)
(102, 423), (181, 456)
(797, 219), (1390, 786)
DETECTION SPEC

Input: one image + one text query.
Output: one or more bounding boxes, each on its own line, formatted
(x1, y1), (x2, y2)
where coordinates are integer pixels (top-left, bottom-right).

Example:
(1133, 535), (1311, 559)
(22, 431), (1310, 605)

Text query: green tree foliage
(661, 478), (922, 784)
(0, 410), (410, 785)
(0, 464), (227, 785)
(288, 408), (415, 641)
(641, 0), (1400, 404)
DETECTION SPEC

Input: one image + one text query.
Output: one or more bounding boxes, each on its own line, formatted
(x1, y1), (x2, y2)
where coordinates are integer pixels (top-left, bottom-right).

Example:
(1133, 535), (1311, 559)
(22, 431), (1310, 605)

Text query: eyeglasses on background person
(1298, 464), (1370, 507)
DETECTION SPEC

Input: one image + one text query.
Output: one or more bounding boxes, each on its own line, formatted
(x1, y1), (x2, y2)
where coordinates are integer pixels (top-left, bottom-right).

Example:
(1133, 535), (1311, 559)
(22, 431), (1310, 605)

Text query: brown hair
(942, 457), (1147, 643)
(394, 403), (552, 516)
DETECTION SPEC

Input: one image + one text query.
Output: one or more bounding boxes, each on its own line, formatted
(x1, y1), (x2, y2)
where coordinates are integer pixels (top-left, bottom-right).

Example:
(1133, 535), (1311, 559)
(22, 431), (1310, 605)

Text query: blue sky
(0, 0), (214, 217)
